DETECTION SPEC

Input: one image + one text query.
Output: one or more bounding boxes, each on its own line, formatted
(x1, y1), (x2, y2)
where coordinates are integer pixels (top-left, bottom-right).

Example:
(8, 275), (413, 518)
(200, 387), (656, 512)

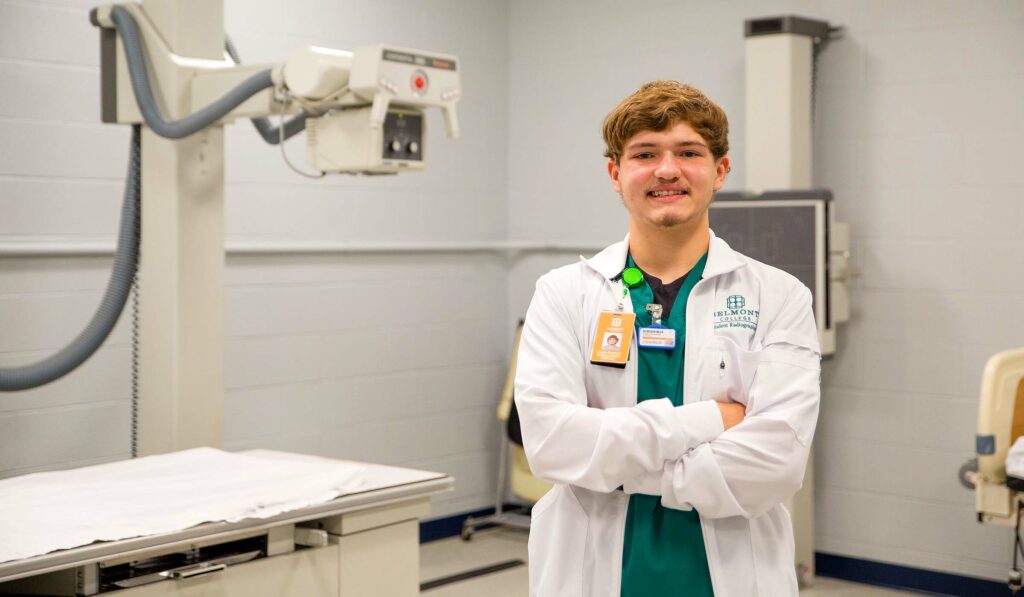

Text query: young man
(514, 81), (821, 596)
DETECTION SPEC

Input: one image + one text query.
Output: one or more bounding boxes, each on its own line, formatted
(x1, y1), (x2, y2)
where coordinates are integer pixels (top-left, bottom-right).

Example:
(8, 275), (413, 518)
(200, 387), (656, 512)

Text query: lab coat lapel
(703, 229), (745, 279)
(583, 230), (744, 281)
(581, 234), (630, 280)
(685, 229), (746, 403)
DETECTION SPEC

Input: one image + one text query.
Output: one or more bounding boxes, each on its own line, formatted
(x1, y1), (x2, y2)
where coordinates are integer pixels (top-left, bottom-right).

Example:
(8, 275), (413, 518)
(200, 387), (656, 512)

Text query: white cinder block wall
(3, 0), (1024, 583)
(0, 0), (510, 519)
(506, 0), (1023, 584)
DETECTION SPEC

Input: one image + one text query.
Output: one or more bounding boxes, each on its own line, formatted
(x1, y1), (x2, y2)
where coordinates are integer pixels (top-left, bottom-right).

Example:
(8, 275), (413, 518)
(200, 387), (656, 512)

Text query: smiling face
(607, 120), (729, 233)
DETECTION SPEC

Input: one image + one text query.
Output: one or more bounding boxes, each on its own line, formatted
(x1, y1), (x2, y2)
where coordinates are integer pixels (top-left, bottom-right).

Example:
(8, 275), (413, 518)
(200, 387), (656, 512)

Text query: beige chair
(461, 322), (551, 540)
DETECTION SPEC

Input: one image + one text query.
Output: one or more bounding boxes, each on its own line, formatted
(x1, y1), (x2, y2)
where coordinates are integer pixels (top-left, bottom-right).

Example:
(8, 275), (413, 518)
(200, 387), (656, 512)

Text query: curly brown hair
(602, 80), (730, 164)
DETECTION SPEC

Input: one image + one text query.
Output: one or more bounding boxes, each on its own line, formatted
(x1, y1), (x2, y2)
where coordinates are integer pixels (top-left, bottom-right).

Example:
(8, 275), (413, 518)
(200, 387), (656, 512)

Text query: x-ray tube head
(294, 44), (461, 173)
(307, 106), (426, 174)
(283, 46), (354, 101)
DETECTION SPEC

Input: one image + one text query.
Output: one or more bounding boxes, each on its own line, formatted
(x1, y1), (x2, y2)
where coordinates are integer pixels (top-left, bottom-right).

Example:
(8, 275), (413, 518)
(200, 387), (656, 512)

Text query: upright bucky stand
(744, 15), (834, 586)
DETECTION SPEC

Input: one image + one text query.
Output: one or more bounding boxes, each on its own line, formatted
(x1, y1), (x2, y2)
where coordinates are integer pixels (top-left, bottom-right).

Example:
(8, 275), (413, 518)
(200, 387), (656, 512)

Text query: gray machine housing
(710, 189), (842, 355)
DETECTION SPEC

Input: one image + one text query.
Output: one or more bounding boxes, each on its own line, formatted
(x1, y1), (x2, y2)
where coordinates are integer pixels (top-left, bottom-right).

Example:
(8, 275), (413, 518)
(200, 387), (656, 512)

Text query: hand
(717, 401), (745, 431)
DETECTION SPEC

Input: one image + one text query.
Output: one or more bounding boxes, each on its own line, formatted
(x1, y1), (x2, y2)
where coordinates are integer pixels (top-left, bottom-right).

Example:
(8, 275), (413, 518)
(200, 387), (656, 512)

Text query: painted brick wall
(0, 0), (510, 519)
(506, 0), (1023, 583)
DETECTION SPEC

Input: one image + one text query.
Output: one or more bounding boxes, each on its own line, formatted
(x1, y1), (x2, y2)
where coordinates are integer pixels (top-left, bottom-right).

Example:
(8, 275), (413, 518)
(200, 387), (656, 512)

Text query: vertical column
(744, 16), (829, 585)
(744, 33), (813, 192)
(137, 0), (225, 455)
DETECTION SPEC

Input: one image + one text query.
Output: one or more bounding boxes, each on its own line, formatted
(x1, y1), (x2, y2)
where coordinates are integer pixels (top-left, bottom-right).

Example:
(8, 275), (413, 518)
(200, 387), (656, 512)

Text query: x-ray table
(0, 449), (453, 596)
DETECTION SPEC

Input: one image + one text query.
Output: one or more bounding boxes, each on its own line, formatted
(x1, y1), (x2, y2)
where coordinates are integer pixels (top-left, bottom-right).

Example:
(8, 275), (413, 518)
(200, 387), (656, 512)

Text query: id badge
(590, 311), (635, 368)
(638, 325), (676, 350)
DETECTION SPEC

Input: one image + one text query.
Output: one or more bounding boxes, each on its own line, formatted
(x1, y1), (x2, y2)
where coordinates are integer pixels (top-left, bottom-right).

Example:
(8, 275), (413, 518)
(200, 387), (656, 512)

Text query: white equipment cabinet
(0, 458), (452, 597)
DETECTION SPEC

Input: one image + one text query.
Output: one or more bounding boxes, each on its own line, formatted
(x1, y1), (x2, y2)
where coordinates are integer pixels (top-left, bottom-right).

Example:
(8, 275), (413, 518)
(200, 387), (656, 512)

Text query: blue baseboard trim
(816, 552), (1010, 596)
(420, 504), (526, 543)
(421, 511), (1011, 595)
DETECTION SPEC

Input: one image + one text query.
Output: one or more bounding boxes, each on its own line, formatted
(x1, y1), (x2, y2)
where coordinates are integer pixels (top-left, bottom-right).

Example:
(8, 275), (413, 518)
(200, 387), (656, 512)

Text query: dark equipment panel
(382, 111), (423, 162)
(710, 191), (831, 328)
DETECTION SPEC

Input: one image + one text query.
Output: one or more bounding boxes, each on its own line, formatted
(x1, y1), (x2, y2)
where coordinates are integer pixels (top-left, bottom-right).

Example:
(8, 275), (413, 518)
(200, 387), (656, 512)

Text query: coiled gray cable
(1, 8), (298, 392)
(110, 6), (275, 139)
(130, 271), (140, 457)
(0, 126), (141, 392)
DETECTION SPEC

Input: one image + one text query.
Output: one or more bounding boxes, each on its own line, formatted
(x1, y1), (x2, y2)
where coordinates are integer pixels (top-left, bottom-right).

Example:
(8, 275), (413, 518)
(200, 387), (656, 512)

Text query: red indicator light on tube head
(411, 70), (428, 93)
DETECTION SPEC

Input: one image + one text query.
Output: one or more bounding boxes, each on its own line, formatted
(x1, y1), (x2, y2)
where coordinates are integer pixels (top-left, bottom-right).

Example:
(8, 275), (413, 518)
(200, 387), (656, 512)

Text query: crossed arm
(515, 275), (820, 519)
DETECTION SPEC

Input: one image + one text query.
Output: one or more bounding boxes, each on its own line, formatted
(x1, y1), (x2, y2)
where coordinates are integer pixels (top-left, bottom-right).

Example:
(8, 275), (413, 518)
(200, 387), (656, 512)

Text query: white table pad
(0, 448), (399, 563)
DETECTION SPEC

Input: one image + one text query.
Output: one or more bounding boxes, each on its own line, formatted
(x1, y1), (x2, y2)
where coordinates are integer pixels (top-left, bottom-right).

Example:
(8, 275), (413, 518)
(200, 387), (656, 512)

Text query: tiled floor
(419, 528), (920, 596)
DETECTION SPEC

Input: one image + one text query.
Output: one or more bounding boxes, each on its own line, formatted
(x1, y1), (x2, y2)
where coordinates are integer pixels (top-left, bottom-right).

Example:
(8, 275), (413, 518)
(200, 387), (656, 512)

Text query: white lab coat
(515, 231), (821, 597)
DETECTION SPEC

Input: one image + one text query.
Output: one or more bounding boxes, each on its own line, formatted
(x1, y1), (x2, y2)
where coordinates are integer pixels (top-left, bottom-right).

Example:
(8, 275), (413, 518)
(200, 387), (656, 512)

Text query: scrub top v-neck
(620, 252), (714, 597)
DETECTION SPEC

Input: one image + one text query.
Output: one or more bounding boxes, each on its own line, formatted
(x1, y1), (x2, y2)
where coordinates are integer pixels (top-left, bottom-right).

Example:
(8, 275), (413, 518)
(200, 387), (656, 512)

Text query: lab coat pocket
(700, 336), (761, 407)
(527, 485), (588, 597)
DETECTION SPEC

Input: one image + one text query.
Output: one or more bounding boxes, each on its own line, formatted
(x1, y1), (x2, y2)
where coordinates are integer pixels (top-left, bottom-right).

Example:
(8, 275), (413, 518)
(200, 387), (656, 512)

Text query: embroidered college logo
(714, 294), (759, 332)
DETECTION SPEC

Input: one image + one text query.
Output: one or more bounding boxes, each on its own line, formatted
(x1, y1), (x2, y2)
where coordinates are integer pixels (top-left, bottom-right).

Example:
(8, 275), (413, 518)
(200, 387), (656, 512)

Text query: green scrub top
(620, 252), (714, 597)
